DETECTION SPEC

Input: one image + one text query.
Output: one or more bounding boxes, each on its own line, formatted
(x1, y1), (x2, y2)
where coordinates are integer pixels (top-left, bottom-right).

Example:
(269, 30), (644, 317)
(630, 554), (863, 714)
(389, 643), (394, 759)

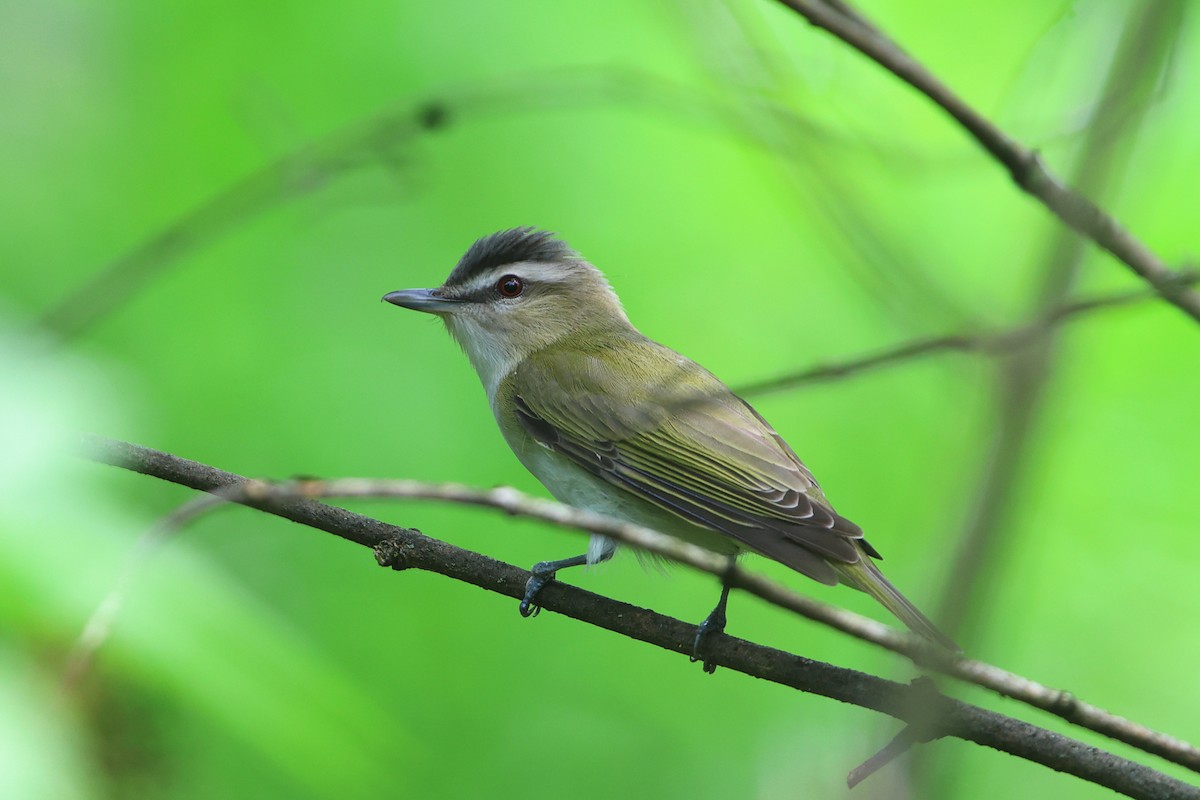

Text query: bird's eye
(497, 275), (524, 298)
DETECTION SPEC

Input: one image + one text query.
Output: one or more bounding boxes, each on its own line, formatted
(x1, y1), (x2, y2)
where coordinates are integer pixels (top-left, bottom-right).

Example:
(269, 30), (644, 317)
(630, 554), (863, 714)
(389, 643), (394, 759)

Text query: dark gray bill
(382, 289), (460, 313)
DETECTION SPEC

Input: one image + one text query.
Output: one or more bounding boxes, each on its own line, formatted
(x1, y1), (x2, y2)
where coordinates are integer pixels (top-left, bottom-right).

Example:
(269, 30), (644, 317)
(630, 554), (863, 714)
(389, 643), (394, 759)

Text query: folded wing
(511, 340), (878, 585)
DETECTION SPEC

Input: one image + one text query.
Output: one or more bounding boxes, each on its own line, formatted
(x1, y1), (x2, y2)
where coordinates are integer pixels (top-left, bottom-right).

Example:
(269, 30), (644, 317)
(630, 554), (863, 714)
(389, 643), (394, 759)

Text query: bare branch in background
(848, 716), (931, 789)
(934, 1), (1184, 639)
(35, 69), (935, 342)
(735, 271), (1197, 397)
(77, 435), (1200, 780)
(64, 489), (241, 687)
(677, 0), (979, 330)
(772, 0), (1200, 323)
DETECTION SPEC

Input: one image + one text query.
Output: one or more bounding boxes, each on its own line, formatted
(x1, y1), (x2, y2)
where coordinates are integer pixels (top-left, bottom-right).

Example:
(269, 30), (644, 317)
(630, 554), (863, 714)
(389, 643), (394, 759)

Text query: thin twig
(772, 0), (1200, 323)
(76, 435), (1200, 777)
(64, 489), (242, 687)
(848, 723), (925, 789)
(736, 271), (1198, 397)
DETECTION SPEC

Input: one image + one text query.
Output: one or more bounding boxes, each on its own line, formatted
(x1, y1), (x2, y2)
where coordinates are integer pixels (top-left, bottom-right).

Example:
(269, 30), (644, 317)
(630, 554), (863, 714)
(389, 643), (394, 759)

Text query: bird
(383, 228), (955, 669)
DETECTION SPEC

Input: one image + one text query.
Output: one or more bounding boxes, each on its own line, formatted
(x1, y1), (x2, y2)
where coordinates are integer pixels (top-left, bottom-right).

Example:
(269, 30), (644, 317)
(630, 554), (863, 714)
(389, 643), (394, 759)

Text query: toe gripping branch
(521, 549), (739, 678)
(519, 554), (590, 617)
(690, 575), (734, 674)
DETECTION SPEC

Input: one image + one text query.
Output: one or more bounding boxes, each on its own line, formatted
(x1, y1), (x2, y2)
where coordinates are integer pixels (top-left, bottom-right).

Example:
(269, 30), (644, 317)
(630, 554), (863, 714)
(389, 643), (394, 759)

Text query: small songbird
(384, 228), (954, 668)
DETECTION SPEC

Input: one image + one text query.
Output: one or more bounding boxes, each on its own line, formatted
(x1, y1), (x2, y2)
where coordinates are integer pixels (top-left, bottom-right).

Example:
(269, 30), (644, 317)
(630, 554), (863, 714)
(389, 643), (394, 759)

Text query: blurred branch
(65, 488), (239, 688)
(678, 0), (977, 330)
(935, 2), (1184, 638)
(78, 434), (1200, 782)
(848, 713), (931, 789)
(736, 269), (1198, 397)
(771, 0), (1200, 324)
(38, 89), (440, 340)
(36, 68), (924, 342)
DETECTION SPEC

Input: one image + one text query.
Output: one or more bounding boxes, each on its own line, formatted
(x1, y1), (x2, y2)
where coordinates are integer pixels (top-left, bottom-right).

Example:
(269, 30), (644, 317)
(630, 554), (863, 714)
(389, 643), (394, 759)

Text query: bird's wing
(511, 341), (875, 584)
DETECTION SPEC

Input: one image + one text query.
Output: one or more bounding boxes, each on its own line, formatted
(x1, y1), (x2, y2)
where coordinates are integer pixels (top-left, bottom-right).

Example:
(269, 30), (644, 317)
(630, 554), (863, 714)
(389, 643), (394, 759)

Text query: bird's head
(383, 228), (631, 390)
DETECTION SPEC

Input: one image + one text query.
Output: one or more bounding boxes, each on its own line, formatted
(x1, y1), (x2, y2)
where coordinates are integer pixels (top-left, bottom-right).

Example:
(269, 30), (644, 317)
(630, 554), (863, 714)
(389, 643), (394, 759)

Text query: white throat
(444, 315), (521, 401)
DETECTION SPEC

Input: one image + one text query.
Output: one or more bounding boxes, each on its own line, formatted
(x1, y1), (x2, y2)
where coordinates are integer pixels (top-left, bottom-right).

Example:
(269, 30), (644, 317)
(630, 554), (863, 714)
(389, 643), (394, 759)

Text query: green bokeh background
(2, 1), (1198, 798)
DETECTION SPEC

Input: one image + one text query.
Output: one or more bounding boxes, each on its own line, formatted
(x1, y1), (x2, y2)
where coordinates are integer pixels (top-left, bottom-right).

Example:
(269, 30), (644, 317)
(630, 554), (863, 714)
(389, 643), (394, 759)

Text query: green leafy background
(2, 1), (1197, 798)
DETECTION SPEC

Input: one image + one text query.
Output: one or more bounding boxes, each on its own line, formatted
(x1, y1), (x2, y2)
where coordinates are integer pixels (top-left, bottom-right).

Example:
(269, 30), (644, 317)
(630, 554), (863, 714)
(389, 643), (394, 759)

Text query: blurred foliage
(2, 0), (1198, 798)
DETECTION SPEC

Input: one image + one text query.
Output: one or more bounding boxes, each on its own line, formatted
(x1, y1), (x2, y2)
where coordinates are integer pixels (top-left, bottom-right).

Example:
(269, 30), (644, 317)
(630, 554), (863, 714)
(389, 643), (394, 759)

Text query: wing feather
(510, 339), (875, 582)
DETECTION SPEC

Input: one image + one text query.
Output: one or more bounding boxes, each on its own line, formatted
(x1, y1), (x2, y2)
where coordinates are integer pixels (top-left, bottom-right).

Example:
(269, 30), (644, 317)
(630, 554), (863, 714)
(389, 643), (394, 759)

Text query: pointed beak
(382, 288), (461, 314)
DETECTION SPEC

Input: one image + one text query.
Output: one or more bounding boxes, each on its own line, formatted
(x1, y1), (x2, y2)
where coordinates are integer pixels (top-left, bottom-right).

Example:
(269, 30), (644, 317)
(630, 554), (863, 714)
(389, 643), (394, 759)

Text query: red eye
(497, 275), (524, 298)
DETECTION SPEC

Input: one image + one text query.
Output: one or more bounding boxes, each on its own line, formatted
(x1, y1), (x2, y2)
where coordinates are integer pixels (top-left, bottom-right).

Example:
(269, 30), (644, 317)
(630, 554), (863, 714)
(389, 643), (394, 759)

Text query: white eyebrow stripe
(510, 262), (573, 284)
(453, 261), (572, 295)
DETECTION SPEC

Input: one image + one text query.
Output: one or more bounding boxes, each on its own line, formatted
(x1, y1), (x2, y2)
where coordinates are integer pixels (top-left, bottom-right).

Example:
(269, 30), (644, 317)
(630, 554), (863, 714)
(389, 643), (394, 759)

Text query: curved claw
(690, 625), (717, 673)
(520, 571), (556, 618)
(690, 604), (727, 674)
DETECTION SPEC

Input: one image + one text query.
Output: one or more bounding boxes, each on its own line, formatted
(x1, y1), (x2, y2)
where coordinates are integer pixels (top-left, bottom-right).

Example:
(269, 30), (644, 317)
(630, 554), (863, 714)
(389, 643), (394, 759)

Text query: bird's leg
(691, 560), (736, 674)
(690, 584), (730, 673)
(519, 537), (616, 618)
(519, 554), (588, 617)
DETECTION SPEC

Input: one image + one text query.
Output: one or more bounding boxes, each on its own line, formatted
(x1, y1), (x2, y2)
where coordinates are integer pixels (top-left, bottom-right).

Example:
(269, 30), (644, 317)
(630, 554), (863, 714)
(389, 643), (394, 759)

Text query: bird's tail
(833, 557), (959, 652)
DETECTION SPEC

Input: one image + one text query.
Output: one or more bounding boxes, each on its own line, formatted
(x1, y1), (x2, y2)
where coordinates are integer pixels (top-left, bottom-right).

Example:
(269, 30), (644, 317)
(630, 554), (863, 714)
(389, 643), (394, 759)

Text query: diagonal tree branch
(79, 438), (1200, 800)
(935, 0), (1183, 639)
(772, 0), (1200, 324)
